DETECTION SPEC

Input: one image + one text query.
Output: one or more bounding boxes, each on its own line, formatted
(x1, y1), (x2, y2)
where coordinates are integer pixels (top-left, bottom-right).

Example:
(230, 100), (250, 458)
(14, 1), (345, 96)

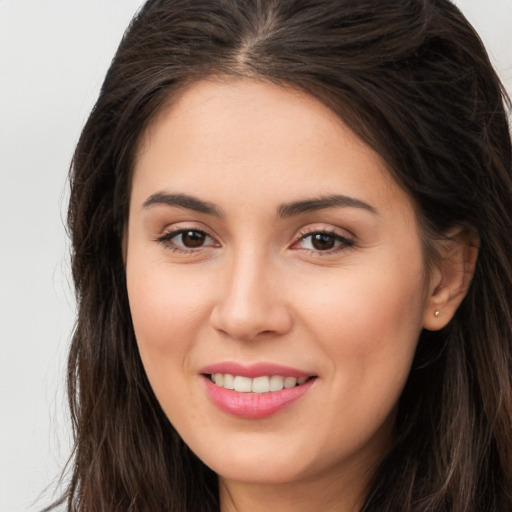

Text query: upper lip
(200, 362), (315, 379)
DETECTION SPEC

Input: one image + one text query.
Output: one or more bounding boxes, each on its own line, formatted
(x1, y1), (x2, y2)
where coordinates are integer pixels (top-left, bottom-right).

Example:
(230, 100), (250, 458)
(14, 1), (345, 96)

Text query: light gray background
(0, 1), (510, 511)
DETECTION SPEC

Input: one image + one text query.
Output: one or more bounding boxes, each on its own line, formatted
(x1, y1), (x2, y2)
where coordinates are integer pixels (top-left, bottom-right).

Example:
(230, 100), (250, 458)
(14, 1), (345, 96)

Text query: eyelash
(156, 227), (355, 255)
(156, 228), (218, 254)
(292, 229), (355, 255)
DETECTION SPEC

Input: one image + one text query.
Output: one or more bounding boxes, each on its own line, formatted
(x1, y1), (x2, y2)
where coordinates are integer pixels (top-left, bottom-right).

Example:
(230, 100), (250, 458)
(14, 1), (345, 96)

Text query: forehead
(132, 77), (412, 217)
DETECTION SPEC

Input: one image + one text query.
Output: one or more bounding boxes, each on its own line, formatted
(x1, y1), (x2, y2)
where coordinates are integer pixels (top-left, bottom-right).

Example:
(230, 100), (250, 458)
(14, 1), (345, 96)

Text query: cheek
(126, 260), (212, 383)
(301, 264), (425, 347)
(300, 264), (427, 425)
(126, 263), (220, 435)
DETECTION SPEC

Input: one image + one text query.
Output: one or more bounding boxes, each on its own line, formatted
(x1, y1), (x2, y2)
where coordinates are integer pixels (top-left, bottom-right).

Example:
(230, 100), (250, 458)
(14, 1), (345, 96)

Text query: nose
(209, 250), (293, 341)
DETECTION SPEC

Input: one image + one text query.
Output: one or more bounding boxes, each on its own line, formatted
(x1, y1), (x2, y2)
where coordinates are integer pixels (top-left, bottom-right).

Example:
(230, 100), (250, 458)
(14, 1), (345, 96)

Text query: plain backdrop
(0, 1), (510, 511)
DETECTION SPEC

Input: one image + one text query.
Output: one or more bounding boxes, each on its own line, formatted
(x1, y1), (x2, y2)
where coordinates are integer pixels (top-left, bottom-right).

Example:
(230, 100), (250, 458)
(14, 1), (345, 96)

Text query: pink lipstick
(201, 362), (316, 419)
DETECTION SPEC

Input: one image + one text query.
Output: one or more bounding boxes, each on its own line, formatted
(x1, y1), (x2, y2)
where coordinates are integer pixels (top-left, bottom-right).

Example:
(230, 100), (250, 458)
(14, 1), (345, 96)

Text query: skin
(125, 77), (469, 512)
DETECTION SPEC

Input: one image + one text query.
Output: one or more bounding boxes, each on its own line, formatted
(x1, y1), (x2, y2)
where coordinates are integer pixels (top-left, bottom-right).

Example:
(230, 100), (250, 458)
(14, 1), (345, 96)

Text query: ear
(423, 227), (479, 331)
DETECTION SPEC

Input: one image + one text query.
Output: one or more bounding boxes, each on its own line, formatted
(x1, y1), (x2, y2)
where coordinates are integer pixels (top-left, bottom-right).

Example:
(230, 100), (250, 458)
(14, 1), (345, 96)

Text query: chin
(212, 457), (311, 486)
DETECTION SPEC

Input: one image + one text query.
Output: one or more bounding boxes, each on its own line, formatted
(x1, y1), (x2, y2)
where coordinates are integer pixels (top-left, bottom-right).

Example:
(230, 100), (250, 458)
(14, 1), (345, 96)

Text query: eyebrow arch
(143, 192), (222, 217)
(278, 195), (377, 218)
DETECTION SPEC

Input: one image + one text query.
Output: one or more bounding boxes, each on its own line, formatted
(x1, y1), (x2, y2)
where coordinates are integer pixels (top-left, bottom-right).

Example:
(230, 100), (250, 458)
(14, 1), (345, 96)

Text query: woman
(51, 0), (512, 510)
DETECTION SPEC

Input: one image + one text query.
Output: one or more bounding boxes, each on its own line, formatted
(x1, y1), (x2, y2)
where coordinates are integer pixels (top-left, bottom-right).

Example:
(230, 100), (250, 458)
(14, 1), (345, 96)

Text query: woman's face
(126, 78), (431, 492)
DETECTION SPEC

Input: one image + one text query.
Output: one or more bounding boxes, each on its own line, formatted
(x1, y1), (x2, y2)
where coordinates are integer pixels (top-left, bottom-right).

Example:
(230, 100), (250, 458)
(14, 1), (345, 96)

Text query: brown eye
(310, 233), (336, 251)
(293, 230), (354, 254)
(179, 230), (207, 248)
(157, 228), (216, 251)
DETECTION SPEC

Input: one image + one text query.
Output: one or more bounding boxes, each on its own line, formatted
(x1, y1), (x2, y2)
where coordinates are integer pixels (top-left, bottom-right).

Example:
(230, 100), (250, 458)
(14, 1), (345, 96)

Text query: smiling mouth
(207, 373), (316, 393)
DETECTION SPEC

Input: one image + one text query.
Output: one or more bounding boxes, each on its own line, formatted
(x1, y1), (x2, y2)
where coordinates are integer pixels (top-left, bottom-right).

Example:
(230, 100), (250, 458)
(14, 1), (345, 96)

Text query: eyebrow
(143, 192), (222, 217)
(142, 192), (377, 218)
(277, 195), (377, 218)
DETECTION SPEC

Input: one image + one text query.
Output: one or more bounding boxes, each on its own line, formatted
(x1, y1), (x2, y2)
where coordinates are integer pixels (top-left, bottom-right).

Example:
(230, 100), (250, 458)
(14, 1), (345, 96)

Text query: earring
(434, 310), (441, 318)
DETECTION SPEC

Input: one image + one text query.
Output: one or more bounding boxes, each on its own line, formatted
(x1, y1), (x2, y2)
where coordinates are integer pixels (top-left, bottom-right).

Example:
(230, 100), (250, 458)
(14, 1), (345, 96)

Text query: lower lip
(203, 376), (315, 419)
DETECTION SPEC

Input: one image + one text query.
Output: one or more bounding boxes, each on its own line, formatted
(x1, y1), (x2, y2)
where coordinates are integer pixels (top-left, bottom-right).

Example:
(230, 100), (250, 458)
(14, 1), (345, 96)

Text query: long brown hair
(49, 0), (512, 510)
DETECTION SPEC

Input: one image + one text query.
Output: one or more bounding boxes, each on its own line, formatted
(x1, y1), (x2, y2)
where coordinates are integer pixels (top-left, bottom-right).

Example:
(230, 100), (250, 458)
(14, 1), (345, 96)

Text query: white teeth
(210, 373), (310, 393)
(233, 376), (252, 392)
(223, 374), (235, 389)
(269, 375), (284, 391)
(252, 376), (270, 393)
(284, 377), (297, 388)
